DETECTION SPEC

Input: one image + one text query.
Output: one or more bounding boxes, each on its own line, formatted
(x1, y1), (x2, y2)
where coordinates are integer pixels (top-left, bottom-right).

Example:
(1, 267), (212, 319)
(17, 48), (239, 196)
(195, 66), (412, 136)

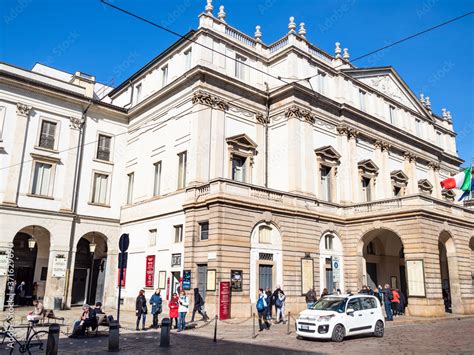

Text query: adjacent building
(1, 1), (473, 317)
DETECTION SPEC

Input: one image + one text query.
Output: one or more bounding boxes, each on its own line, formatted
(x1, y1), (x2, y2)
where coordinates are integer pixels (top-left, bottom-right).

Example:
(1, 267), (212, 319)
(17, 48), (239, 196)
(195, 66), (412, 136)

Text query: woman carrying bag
(149, 288), (163, 328)
(135, 289), (148, 331)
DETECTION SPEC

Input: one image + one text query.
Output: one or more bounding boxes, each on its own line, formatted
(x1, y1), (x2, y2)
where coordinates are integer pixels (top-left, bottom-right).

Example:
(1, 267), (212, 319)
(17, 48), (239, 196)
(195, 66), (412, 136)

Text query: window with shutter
(96, 135), (111, 161)
(32, 162), (53, 196)
(39, 121), (56, 149)
(92, 173), (109, 204)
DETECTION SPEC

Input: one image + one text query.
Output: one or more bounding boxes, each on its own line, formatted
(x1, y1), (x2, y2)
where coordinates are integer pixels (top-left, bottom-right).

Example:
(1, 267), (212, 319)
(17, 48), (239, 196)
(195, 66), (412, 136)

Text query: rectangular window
(171, 253), (182, 267)
(317, 71), (326, 95)
(39, 120), (57, 149)
(393, 186), (402, 197)
(320, 165), (332, 202)
(177, 151), (187, 189)
(149, 229), (157, 247)
(258, 225), (272, 244)
(174, 225), (183, 243)
(199, 222), (209, 241)
(389, 105), (396, 124)
(184, 48), (192, 70)
(325, 235), (334, 250)
(127, 172), (134, 204)
(235, 54), (247, 80)
(232, 155), (246, 182)
(153, 161), (162, 196)
(359, 90), (366, 111)
(96, 134), (112, 161)
(91, 173), (109, 204)
(161, 65), (168, 87)
(136, 83), (142, 103)
(362, 177), (372, 202)
(32, 162), (52, 196)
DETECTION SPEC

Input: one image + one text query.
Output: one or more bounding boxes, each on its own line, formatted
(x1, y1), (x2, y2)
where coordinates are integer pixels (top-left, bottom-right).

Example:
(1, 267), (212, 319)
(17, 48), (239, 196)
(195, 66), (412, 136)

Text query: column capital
(284, 105), (315, 124)
(192, 90), (229, 111)
(374, 139), (391, 152)
(69, 116), (84, 130)
(403, 151), (417, 162)
(337, 124), (359, 140)
(16, 102), (32, 116)
(428, 160), (441, 171)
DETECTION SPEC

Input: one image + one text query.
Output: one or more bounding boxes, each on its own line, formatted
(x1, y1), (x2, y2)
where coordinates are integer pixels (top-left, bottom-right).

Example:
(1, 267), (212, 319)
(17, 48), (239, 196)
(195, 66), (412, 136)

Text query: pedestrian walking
(168, 293), (179, 329)
(272, 285), (285, 319)
(16, 281), (26, 306)
(382, 284), (393, 321)
(305, 287), (317, 309)
(257, 288), (270, 331)
(320, 288), (329, 299)
(32, 282), (38, 302)
(177, 290), (189, 332)
(135, 289), (148, 331)
(149, 288), (163, 328)
(275, 289), (286, 324)
(391, 288), (400, 317)
(398, 291), (406, 315)
(265, 288), (272, 320)
(191, 288), (209, 322)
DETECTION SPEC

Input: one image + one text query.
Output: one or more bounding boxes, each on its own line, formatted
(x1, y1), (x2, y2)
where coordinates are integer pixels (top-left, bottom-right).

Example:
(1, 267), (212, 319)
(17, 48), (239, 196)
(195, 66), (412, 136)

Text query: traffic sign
(119, 233), (129, 252)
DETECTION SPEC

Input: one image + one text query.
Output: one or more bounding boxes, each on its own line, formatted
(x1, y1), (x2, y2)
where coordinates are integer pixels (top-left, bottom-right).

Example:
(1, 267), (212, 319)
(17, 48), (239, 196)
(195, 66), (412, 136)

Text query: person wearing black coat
(272, 285), (285, 318)
(191, 288), (209, 322)
(265, 288), (272, 320)
(135, 289), (148, 331)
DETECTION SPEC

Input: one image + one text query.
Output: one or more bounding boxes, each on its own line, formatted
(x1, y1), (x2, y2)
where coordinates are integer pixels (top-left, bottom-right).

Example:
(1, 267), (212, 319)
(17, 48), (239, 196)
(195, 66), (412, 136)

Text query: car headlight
(317, 315), (335, 322)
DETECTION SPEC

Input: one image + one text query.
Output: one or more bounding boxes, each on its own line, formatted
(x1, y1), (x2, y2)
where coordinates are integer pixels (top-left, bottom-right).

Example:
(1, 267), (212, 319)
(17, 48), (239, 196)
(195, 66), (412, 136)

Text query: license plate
(300, 325), (309, 330)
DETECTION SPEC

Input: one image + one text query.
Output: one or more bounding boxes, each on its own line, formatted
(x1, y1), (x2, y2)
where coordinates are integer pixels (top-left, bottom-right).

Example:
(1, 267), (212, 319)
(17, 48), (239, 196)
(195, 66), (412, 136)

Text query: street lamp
(89, 233), (96, 254)
(28, 225), (36, 250)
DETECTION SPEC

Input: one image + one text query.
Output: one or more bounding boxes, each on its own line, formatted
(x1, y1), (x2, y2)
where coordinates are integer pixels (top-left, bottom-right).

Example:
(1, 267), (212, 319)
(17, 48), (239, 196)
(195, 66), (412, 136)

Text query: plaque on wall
(231, 270), (242, 291)
(182, 270), (191, 290)
(406, 260), (426, 297)
(52, 254), (67, 278)
(207, 269), (216, 291)
(158, 271), (166, 290)
(301, 258), (314, 295)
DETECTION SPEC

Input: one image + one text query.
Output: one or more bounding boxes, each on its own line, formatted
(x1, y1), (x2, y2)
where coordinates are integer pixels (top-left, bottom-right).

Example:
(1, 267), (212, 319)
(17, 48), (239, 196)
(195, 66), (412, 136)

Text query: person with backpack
(177, 290), (189, 332)
(191, 288), (209, 322)
(275, 289), (286, 324)
(382, 284), (393, 321)
(305, 287), (317, 309)
(149, 288), (163, 328)
(257, 288), (270, 331)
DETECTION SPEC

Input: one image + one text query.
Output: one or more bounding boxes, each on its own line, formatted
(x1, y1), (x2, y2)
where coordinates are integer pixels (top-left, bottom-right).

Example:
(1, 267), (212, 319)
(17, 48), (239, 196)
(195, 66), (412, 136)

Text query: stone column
(60, 117), (84, 212)
(428, 161), (442, 198)
(374, 140), (391, 199)
(336, 125), (355, 203)
(348, 128), (360, 202)
(209, 109), (225, 181)
(3, 103), (32, 206)
(43, 249), (69, 309)
(403, 152), (418, 195)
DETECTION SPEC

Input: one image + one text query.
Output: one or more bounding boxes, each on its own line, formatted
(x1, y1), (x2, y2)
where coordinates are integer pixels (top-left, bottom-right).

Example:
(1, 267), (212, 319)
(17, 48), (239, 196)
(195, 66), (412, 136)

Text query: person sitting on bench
(70, 304), (97, 337)
(26, 300), (44, 322)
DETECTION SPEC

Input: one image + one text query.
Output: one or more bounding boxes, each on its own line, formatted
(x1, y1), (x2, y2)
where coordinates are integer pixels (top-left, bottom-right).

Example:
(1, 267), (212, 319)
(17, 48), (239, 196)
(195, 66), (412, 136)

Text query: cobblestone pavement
(3, 311), (473, 354)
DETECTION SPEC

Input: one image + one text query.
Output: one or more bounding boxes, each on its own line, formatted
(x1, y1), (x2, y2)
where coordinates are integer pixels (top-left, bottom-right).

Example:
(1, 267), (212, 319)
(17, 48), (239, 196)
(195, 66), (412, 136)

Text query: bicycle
(0, 319), (49, 354)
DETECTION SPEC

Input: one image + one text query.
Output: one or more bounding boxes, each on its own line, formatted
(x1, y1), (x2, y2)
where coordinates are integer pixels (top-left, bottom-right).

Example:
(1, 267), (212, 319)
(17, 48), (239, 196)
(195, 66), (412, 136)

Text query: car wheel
(331, 324), (345, 342)
(373, 320), (384, 337)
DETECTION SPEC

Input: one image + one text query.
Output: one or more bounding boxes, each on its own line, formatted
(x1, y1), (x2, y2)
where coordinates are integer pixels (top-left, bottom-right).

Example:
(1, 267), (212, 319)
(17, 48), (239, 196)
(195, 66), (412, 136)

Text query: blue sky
(1, 0), (473, 163)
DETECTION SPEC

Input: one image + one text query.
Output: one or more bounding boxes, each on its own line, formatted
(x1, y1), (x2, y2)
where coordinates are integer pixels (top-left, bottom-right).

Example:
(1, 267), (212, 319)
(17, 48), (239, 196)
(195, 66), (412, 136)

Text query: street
(40, 316), (474, 354)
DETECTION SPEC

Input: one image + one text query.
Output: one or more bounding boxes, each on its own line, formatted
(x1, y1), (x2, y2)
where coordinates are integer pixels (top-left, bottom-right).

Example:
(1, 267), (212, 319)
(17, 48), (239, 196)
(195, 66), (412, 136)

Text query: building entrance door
(366, 262), (378, 289)
(197, 264), (207, 300)
(259, 265), (272, 290)
(71, 268), (88, 305)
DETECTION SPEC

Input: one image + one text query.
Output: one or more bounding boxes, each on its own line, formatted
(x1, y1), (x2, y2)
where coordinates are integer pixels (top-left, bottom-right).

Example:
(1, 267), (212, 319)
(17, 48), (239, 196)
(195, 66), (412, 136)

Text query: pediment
(358, 159), (379, 174)
(315, 145), (341, 163)
(418, 179), (433, 191)
(391, 170), (409, 183)
(226, 134), (258, 150)
(344, 67), (432, 120)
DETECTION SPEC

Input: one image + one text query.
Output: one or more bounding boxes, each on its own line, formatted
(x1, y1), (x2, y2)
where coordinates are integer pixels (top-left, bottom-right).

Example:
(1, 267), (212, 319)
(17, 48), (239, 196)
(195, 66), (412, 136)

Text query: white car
(296, 294), (385, 342)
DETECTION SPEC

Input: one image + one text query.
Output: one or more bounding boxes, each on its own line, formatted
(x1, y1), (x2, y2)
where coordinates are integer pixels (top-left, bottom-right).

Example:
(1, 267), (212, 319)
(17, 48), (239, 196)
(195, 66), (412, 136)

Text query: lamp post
(28, 226), (37, 250)
(87, 233), (97, 305)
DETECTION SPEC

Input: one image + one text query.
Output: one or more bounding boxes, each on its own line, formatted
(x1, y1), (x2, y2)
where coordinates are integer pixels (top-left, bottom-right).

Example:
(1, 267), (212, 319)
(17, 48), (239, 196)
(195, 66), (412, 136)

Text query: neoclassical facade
(1, 1), (473, 316)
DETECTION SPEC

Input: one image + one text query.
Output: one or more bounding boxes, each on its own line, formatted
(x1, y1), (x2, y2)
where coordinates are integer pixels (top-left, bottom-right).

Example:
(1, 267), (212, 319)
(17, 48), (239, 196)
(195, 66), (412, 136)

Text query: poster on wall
(52, 254), (67, 278)
(0, 251), (8, 276)
(406, 260), (425, 297)
(332, 256), (340, 283)
(182, 270), (191, 290)
(145, 255), (155, 288)
(207, 269), (216, 291)
(219, 281), (231, 320)
(158, 271), (166, 290)
(301, 258), (314, 295)
(230, 270), (242, 291)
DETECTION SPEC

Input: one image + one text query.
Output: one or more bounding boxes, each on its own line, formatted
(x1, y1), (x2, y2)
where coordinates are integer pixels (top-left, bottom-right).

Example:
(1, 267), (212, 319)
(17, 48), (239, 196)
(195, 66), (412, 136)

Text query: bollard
(213, 315), (217, 343)
(252, 312), (256, 338)
(287, 312), (291, 334)
(160, 318), (171, 347)
(108, 320), (120, 352)
(46, 323), (59, 355)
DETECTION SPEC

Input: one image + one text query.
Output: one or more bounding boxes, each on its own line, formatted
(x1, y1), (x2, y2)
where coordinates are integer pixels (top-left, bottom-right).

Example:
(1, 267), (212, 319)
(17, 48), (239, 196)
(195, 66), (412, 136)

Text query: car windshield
(312, 297), (347, 313)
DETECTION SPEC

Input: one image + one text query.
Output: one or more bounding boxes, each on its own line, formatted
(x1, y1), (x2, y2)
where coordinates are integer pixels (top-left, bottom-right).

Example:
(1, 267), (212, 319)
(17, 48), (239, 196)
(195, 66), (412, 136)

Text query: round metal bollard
(108, 320), (120, 352)
(160, 318), (171, 347)
(46, 323), (60, 355)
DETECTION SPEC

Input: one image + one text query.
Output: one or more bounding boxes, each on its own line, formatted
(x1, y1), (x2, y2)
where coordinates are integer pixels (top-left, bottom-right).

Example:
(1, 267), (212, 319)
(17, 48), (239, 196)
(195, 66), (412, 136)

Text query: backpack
(256, 297), (265, 312)
(275, 296), (283, 308)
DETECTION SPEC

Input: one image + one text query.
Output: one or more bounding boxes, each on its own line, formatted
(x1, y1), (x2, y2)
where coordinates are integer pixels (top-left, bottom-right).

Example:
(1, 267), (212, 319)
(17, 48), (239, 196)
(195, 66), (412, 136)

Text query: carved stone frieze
(16, 103), (32, 116)
(192, 90), (229, 111)
(284, 105), (315, 124)
(69, 116), (84, 130)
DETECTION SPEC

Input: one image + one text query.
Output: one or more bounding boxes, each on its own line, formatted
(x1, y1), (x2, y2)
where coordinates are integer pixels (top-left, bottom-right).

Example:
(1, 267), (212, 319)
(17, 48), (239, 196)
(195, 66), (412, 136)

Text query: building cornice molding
(191, 89), (229, 111)
(284, 104), (316, 123)
(16, 102), (32, 116)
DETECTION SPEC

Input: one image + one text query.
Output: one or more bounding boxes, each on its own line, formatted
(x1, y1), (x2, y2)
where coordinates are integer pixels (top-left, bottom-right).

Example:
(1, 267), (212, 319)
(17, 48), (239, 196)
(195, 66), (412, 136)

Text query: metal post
(117, 253), (124, 323)
(108, 320), (119, 352)
(46, 323), (59, 355)
(252, 312), (256, 338)
(159, 318), (171, 347)
(287, 311), (291, 334)
(213, 315), (218, 342)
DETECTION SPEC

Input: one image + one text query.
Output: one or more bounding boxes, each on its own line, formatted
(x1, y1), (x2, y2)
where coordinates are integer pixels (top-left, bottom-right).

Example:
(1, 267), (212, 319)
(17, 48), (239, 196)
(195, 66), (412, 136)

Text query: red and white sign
(145, 255), (155, 288)
(166, 276), (171, 300)
(219, 281), (231, 320)
(117, 268), (126, 287)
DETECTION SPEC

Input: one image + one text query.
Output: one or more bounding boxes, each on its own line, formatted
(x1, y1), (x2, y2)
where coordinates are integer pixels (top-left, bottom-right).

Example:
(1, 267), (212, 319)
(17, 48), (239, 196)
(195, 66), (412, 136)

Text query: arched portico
(319, 231), (344, 294)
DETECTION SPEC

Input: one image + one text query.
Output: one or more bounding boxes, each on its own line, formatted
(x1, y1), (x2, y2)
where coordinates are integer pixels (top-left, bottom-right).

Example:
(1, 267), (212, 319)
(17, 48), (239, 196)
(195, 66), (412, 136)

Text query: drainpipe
(123, 80), (134, 109)
(63, 100), (91, 308)
(264, 82), (270, 188)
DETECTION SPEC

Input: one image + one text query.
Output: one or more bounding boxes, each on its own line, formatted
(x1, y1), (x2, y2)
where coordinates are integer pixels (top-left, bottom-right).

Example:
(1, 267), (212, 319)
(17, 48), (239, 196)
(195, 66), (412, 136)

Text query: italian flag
(440, 167), (472, 190)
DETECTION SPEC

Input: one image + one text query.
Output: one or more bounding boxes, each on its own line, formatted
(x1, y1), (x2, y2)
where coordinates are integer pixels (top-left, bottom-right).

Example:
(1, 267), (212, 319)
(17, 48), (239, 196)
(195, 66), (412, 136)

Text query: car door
(345, 298), (366, 335)
(360, 297), (377, 331)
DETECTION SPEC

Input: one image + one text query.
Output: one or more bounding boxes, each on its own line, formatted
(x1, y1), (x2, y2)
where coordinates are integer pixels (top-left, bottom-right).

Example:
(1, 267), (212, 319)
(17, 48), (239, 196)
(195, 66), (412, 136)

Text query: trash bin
(160, 318), (171, 347)
(53, 297), (62, 310)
